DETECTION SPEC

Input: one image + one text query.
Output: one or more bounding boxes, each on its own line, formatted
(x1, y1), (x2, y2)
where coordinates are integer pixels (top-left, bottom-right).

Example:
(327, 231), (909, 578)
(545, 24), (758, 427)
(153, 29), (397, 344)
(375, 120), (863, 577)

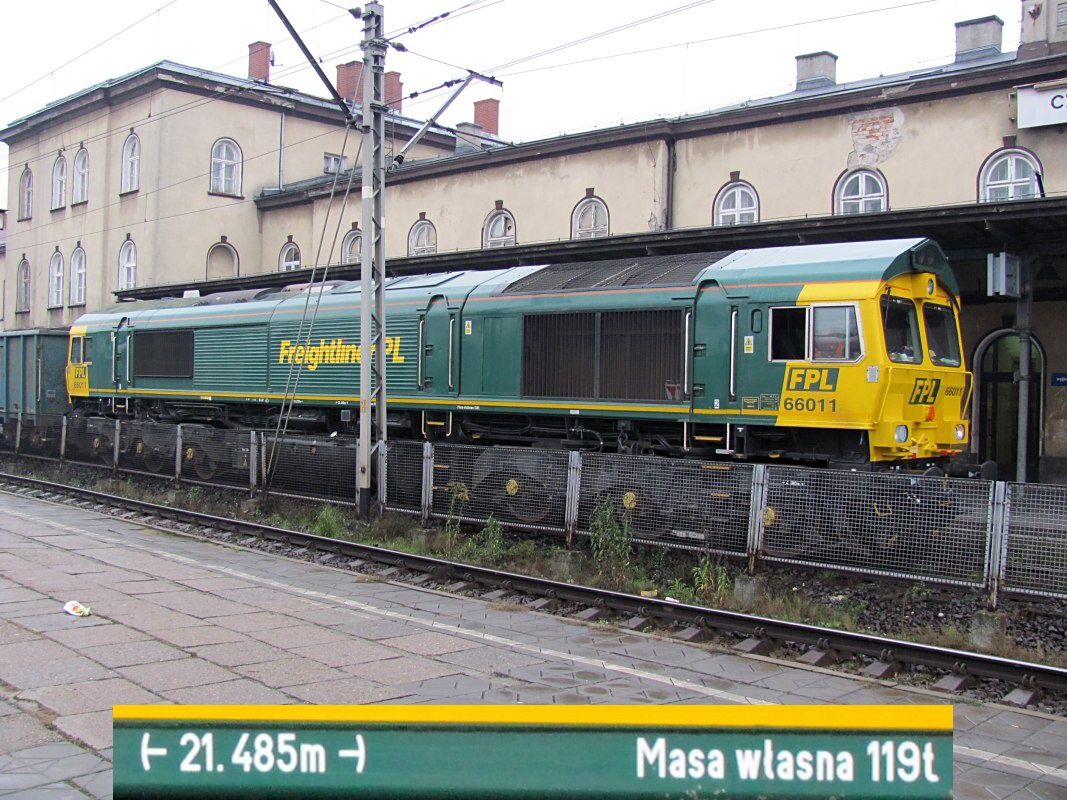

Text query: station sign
(1017, 81), (1067, 129)
(114, 704), (953, 799)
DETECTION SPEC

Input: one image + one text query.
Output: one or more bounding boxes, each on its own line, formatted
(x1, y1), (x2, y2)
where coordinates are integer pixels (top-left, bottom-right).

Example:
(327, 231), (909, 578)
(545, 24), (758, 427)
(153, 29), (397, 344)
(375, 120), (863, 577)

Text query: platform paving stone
(118, 657), (234, 691)
(233, 655), (344, 688)
(161, 679), (294, 705)
(0, 488), (1065, 800)
(343, 656), (465, 686)
(21, 678), (161, 716)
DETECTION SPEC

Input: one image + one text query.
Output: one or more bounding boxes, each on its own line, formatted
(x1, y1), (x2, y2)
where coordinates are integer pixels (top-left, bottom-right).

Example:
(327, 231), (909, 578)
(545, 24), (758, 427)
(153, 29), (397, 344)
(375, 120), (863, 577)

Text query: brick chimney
(248, 41), (271, 82)
(795, 51), (837, 91)
(955, 16), (1003, 61)
(385, 71), (403, 111)
(337, 61), (363, 103)
(473, 98), (499, 136)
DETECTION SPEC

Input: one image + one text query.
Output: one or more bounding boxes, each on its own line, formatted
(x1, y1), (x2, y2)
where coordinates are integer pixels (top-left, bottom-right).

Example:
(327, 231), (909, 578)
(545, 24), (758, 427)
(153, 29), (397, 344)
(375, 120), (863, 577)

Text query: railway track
(2, 469), (1065, 706)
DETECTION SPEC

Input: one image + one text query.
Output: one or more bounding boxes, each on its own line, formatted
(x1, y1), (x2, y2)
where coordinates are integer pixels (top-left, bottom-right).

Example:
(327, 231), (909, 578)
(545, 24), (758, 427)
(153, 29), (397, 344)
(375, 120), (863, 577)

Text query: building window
(210, 138), (242, 196)
(408, 219), (437, 256)
(279, 241), (301, 271)
(51, 154), (67, 210)
(323, 153), (347, 174)
(18, 168), (32, 220)
(980, 149), (1042, 202)
(118, 239), (137, 290)
(571, 197), (609, 239)
(70, 247), (86, 306)
(483, 209), (516, 248)
(72, 148), (89, 205)
(341, 229), (362, 264)
(835, 169), (887, 215)
(714, 181), (759, 226)
(15, 259), (30, 313)
(206, 242), (239, 279)
(1059, 0), (1067, 28)
(47, 251), (64, 308)
(121, 133), (140, 193)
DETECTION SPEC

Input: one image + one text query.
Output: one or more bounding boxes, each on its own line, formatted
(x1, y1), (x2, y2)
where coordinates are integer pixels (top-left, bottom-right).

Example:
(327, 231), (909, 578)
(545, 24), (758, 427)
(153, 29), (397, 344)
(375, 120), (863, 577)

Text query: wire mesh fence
(577, 452), (752, 553)
(260, 431), (358, 504)
(761, 466), (992, 586)
(1003, 482), (1067, 599)
(7, 413), (1067, 603)
(385, 439), (424, 514)
(428, 444), (569, 532)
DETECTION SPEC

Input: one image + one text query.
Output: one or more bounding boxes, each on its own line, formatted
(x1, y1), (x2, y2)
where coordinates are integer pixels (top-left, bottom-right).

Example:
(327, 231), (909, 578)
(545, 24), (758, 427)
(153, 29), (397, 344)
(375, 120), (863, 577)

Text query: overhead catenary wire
(0, 0), (182, 106)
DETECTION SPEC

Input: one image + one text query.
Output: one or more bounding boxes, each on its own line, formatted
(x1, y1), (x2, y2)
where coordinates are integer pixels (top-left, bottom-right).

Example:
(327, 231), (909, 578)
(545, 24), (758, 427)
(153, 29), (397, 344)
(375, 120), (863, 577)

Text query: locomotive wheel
(490, 471), (553, 525)
(189, 447), (218, 481)
(143, 448), (166, 474)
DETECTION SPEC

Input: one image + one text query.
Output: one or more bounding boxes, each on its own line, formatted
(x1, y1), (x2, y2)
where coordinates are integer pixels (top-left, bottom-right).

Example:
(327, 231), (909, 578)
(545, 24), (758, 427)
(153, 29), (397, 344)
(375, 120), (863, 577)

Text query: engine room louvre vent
(133, 330), (194, 378)
(503, 252), (732, 294)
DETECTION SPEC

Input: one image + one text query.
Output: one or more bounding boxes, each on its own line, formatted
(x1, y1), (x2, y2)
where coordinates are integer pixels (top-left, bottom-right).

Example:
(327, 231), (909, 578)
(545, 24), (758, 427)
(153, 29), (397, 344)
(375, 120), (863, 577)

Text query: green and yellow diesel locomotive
(64, 238), (972, 474)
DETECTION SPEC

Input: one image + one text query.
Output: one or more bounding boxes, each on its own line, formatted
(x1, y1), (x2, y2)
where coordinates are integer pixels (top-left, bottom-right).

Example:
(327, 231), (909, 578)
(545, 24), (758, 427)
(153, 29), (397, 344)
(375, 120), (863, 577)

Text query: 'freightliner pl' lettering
(277, 337), (405, 371)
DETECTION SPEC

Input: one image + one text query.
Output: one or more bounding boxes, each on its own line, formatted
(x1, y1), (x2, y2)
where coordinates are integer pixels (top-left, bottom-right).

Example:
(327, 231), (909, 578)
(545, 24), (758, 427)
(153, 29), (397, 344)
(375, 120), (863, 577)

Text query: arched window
(835, 169), (887, 215)
(341, 228), (362, 264)
(571, 197), (609, 239)
(206, 242), (239, 279)
(51, 154), (67, 210)
(18, 168), (33, 220)
(47, 251), (64, 308)
(210, 138), (242, 196)
(279, 241), (301, 271)
(118, 239), (137, 290)
(15, 259), (30, 313)
(70, 247), (86, 306)
(121, 133), (140, 193)
(72, 148), (89, 205)
(483, 208), (516, 248)
(714, 181), (759, 226)
(408, 219), (437, 256)
(980, 149), (1041, 202)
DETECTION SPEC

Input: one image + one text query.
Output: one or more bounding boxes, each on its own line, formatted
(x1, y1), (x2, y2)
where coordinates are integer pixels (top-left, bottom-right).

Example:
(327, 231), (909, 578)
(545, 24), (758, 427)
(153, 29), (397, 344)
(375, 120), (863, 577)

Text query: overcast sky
(0, 0), (1025, 202)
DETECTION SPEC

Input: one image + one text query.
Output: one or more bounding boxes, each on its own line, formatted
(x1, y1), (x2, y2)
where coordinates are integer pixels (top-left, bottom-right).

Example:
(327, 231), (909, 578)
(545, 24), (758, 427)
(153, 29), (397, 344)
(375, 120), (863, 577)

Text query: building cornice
(117, 196), (1067, 301)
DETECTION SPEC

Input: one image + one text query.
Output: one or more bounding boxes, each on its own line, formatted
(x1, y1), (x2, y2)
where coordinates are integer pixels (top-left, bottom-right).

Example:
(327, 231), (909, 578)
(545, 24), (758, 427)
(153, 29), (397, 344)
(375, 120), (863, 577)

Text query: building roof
(255, 47), (1067, 208)
(0, 60), (455, 148)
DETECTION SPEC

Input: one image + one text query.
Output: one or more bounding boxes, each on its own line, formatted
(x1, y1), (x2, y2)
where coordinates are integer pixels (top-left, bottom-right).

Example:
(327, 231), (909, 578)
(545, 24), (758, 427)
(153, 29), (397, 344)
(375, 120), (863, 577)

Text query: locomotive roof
(73, 238), (953, 329)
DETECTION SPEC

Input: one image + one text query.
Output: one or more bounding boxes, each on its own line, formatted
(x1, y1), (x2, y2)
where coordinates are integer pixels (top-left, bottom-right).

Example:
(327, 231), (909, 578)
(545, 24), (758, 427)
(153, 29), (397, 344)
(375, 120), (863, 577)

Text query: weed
(588, 495), (632, 590)
(464, 515), (506, 565)
(310, 505), (349, 538)
(664, 578), (697, 605)
(692, 554), (731, 607)
(442, 481), (469, 558)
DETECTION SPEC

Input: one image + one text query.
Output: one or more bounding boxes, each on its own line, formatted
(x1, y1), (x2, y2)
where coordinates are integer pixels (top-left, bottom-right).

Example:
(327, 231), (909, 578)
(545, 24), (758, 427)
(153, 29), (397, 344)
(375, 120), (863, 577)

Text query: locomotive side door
(692, 283), (742, 415)
(111, 318), (133, 393)
(418, 296), (457, 397)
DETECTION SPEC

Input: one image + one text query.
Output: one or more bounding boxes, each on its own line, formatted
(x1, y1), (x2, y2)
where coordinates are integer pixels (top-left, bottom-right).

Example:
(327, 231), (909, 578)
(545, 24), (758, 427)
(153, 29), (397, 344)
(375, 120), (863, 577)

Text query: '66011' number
(783, 397), (837, 413)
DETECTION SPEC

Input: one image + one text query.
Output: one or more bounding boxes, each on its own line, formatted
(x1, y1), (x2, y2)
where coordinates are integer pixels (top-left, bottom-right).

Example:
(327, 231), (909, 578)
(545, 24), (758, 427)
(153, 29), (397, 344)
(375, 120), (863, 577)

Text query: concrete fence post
(985, 481), (1011, 610)
(420, 441), (434, 524)
(746, 464), (769, 575)
(14, 412), (22, 456)
(564, 449), (583, 548)
(174, 424), (183, 485)
(248, 430), (258, 497)
(377, 441), (388, 510)
(59, 416), (67, 462)
(112, 419), (121, 476)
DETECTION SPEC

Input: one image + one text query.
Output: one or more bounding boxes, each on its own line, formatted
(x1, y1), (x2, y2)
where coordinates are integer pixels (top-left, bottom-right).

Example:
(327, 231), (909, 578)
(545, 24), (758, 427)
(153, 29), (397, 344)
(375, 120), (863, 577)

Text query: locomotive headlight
(954, 423), (966, 441)
(894, 424), (910, 443)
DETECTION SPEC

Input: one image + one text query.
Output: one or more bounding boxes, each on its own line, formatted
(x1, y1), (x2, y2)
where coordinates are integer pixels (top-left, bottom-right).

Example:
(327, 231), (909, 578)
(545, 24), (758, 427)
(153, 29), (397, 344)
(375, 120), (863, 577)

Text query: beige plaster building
(3, 2), (1067, 480)
(0, 51), (455, 330)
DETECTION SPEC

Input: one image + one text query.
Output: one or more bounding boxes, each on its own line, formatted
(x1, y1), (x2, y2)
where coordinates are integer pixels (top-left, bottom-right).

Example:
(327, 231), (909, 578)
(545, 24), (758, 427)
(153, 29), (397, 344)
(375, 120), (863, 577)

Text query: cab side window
(811, 305), (862, 361)
(70, 336), (85, 364)
(769, 307), (806, 360)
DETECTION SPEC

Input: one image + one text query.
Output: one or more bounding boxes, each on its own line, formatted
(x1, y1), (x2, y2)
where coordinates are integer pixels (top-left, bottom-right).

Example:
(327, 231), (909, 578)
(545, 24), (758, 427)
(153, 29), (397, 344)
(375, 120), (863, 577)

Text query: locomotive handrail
(683, 310), (691, 399)
(448, 315), (455, 391)
(729, 306), (738, 401)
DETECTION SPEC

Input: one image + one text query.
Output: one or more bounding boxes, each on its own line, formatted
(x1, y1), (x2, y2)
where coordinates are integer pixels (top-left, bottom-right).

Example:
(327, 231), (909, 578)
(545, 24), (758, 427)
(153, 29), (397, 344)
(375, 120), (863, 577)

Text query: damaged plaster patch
(847, 107), (903, 169)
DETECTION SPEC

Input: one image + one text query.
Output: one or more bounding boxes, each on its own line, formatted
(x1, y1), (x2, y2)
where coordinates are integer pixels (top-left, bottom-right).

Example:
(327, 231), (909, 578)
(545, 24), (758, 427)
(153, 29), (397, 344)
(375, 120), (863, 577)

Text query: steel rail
(2, 470), (1065, 694)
